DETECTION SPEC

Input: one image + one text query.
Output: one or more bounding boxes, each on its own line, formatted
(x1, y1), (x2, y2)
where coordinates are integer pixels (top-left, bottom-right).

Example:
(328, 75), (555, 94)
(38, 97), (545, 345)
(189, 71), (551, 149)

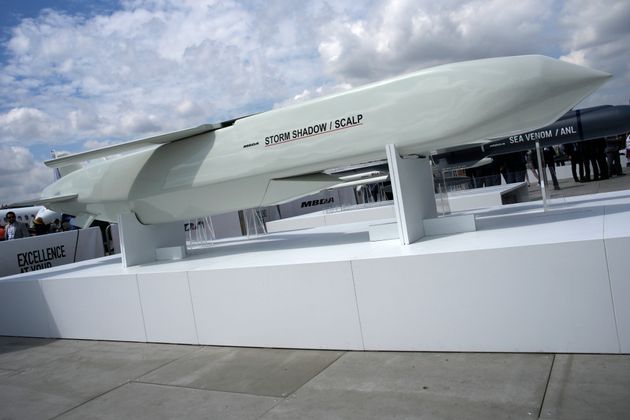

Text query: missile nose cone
(536, 55), (609, 83)
(610, 105), (630, 132)
(616, 105), (630, 119)
(547, 56), (611, 90)
(522, 56), (612, 122)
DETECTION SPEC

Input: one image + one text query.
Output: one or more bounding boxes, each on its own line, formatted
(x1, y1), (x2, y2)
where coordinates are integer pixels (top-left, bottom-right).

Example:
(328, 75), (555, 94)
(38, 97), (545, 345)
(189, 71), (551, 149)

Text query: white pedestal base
(369, 222), (398, 241)
(118, 213), (186, 268)
(423, 214), (476, 236)
(2, 191), (630, 353)
(386, 144), (437, 244)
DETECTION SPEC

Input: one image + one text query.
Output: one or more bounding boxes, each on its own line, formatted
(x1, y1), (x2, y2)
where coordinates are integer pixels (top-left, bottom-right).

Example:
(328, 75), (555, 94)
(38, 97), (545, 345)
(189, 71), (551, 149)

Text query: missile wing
(34, 55), (610, 225)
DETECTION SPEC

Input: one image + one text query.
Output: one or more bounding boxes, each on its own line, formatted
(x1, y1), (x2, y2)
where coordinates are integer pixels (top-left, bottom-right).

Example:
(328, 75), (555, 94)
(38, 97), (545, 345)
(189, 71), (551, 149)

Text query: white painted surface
(74, 227), (106, 262)
(352, 240), (619, 352)
(0, 278), (51, 337)
(137, 271), (199, 344)
(266, 204), (394, 233)
(39, 274), (146, 342)
(423, 214), (476, 236)
(604, 236), (630, 352)
(155, 246), (187, 261)
(188, 262), (364, 350)
(2, 189), (630, 353)
(387, 145), (436, 244)
(446, 182), (528, 212)
(266, 212), (327, 233)
(324, 204), (394, 226)
(119, 213), (186, 267)
(602, 204), (630, 352)
(369, 222), (399, 241)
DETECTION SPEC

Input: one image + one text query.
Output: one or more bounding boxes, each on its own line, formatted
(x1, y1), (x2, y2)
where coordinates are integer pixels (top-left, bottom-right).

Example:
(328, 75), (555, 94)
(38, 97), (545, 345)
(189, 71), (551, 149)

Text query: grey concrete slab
(138, 346), (343, 397)
(0, 337), (99, 370)
(261, 352), (553, 420)
(0, 379), (78, 420)
(0, 340), (197, 420)
(526, 168), (630, 201)
(58, 381), (279, 420)
(0, 367), (17, 378)
(0, 336), (56, 349)
(540, 354), (630, 420)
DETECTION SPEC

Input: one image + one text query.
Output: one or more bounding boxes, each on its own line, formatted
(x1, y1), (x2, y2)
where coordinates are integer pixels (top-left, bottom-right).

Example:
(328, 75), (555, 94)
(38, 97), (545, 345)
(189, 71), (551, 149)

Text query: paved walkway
(3, 169), (630, 419)
(1, 336), (630, 420)
(525, 166), (630, 201)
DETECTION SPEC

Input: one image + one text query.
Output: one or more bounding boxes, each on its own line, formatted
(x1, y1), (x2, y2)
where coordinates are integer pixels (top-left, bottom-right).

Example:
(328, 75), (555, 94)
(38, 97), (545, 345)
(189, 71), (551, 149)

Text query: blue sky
(1, 0), (629, 204)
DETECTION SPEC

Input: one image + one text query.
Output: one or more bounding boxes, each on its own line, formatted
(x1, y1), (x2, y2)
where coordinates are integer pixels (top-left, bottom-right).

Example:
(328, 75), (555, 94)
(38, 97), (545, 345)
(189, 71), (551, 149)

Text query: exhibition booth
(1, 146), (629, 354)
(0, 227), (105, 278)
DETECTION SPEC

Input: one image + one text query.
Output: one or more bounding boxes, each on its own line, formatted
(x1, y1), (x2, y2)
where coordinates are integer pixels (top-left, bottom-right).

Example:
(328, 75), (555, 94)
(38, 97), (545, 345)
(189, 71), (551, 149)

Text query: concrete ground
(3, 168), (630, 420)
(526, 165), (630, 202)
(1, 336), (630, 420)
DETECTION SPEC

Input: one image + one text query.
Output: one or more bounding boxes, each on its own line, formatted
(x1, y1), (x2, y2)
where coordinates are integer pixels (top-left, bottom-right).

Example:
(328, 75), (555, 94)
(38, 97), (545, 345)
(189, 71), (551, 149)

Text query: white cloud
(82, 139), (115, 150)
(273, 83), (354, 108)
(0, 146), (51, 205)
(317, 0), (556, 83)
(0, 0), (327, 148)
(316, 0), (630, 104)
(1, 0), (630, 205)
(0, 107), (66, 143)
(4, 0), (625, 151)
(558, 0), (630, 106)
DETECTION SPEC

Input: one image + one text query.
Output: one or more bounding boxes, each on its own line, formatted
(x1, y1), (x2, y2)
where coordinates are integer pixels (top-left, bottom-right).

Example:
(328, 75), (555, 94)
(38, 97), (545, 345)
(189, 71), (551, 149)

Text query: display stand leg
(118, 213), (187, 268)
(386, 144), (437, 245)
(369, 144), (476, 244)
(535, 140), (549, 211)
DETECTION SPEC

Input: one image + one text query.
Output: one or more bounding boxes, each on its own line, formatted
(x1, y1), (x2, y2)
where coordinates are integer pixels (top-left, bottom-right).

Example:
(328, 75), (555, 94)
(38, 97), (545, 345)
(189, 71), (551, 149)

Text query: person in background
(606, 137), (623, 177)
(594, 137), (609, 179)
(4, 211), (30, 240)
(49, 218), (61, 233)
(543, 146), (561, 190)
(583, 139), (601, 181)
(562, 143), (580, 183)
(527, 150), (540, 183)
(33, 217), (48, 235)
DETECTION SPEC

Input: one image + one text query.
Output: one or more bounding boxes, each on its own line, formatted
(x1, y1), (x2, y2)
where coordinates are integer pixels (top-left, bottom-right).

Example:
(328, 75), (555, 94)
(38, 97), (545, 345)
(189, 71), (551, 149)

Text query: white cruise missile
(34, 55), (609, 225)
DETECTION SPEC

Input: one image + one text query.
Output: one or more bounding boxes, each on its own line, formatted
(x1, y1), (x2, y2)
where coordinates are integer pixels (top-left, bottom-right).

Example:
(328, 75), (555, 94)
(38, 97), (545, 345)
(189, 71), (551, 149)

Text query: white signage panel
(0, 227), (104, 277)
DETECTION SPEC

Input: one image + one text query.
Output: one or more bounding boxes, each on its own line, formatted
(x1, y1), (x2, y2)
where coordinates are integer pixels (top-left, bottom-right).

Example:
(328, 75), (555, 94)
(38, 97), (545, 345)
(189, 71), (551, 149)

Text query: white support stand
(118, 213), (187, 268)
(383, 144), (476, 245)
(386, 144), (437, 244)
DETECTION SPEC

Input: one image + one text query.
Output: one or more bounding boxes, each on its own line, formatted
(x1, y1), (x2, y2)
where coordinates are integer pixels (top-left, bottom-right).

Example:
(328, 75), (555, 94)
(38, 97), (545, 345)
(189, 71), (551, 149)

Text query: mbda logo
(301, 197), (334, 208)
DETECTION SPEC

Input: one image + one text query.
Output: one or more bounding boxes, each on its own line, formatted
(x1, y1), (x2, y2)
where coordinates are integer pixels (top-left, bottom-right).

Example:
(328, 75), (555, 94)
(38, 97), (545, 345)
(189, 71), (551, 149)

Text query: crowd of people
(465, 135), (629, 189)
(562, 137), (627, 182)
(1, 212), (70, 241)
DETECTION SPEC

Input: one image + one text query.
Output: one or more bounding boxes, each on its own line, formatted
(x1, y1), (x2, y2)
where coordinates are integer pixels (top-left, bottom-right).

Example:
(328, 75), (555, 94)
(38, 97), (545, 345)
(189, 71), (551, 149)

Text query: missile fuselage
(41, 55), (610, 224)
(433, 105), (630, 168)
(484, 105), (630, 155)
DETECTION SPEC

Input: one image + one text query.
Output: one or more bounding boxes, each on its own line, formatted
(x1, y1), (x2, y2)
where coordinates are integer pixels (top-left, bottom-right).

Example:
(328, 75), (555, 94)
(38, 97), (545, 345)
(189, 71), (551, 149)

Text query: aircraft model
(25, 55), (610, 226)
(433, 104), (630, 168)
(0, 206), (61, 227)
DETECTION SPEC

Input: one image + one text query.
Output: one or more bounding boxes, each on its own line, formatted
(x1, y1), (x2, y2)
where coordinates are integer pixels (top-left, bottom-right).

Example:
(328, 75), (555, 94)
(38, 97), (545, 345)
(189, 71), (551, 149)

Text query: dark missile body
(433, 105), (630, 167)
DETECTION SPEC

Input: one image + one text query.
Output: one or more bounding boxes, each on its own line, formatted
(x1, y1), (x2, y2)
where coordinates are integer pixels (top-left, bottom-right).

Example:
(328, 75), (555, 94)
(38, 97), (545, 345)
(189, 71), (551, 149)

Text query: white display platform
(445, 182), (529, 211)
(2, 190), (630, 353)
(266, 203), (395, 233)
(267, 183), (527, 233)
